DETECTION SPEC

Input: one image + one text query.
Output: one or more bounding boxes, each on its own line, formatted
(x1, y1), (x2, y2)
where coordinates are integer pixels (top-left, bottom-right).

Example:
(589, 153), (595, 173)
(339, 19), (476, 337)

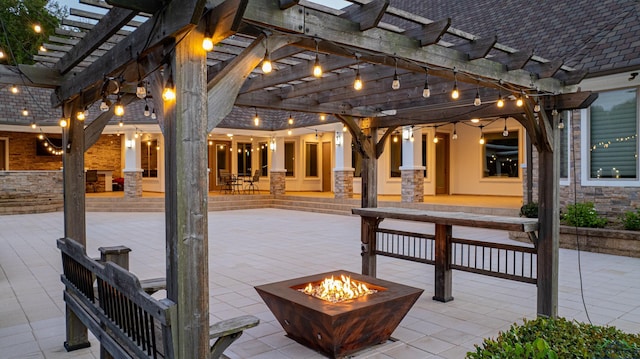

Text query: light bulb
(151, 109), (157, 120)
(10, 85), (18, 94)
(558, 118), (565, 129)
(471, 118), (480, 123)
(552, 108), (558, 116)
(22, 107), (28, 116)
(534, 102), (541, 113)
(136, 82), (147, 99)
(33, 24), (42, 33)
(503, 128), (509, 137)
(202, 36), (214, 52)
(261, 49), (272, 73)
(288, 115), (293, 125)
(134, 132), (139, 139)
(479, 136), (485, 145)
(162, 82), (175, 101)
(393, 136), (398, 143)
(39, 45), (46, 52)
(287, 129), (292, 135)
(422, 86), (430, 98)
(114, 101), (124, 117)
(392, 73), (400, 90)
(77, 111), (85, 121)
(38, 134), (44, 140)
(354, 71), (363, 90)
(343, 125), (347, 132)
(254, 114), (260, 126)
(0, 50), (4, 59)
(452, 131), (458, 140)
(313, 56), (322, 77)
(516, 96), (523, 107)
(497, 95), (504, 108)
(433, 137), (439, 143)
(118, 120), (124, 127)
(474, 91), (481, 106)
(59, 118), (68, 128)
(30, 122), (36, 129)
(320, 114), (326, 121)
(100, 97), (111, 112)
(410, 134), (414, 142)
(144, 104), (150, 117)
(451, 84), (459, 99)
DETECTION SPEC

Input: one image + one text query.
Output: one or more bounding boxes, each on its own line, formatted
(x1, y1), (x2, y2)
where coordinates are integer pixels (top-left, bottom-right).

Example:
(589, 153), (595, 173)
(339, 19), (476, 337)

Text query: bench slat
(209, 315), (260, 338)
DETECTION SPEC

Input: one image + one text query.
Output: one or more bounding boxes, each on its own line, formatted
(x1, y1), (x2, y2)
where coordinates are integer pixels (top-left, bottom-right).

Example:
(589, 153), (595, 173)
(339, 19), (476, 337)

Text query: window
(305, 142), (318, 177)
(351, 145), (362, 177)
(483, 132), (519, 178)
(285, 141), (295, 177)
(141, 139), (158, 178)
(237, 142), (252, 176)
(389, 135), (402, 177)
(422, 134), (428, 177)
(589, 88), (637, 179)
(259, 141), (268, 176)
(0, 138), (7, 170)
(559, 111), (570, 180)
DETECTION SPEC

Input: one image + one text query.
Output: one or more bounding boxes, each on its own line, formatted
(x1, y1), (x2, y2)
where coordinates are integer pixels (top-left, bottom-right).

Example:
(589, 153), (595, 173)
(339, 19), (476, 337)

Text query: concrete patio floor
(1, 209), (639, 358)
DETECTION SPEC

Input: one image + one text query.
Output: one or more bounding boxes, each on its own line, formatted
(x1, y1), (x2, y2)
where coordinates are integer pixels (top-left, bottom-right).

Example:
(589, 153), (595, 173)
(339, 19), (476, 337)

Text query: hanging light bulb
(114, 97), (125, 116)
(451, 71), (459, 99)
(552, 108), (558, 116)
(433, 136), (439, 143)
(30, 122), (36, 129)
(59, 118), (68, 128)
(422, 70), (431, 98)
(261, 48), (272, 73)
(162, 75), (175, 101)
(452, 123), (458, 140)
(287, 129), (292, 136)
(39, 45), (46, 52)
(497, 92), (504, 108)
(474, 83), (481, 106)
(144, 103), (150, 117)
(288, 114), (294, 125)
(391, 58), (400, 90)
(410, 133), (415, 142)
(77, 110), (85, 121)
(100, 96), (111, 112)
(38, 133), (44, 140)
(516, 94), (524, 107)
(534, 100), (541, 113)
(353, 67), (363, 90)
(254, 108), (260, 126)
(342, 125), (347, 132)
(118, 120), (124, 127)
(503, 118), (509, 136)
(202, 33), (214, 52)
(320, 114), (326, 121)
(10, 84), (18, 94)
(558, 117), (565, 130)
(0, 50), (4, 59)
(479, 127), (485, 145)
(393, 135), (398, 143)
(22, 107), (29, 116)
(313, 56), (323, 78)
(84, 106), (89, 117)
(33, 24), (42, 33)
(151, 108), (157, 120)
(136, 81), (147, 99)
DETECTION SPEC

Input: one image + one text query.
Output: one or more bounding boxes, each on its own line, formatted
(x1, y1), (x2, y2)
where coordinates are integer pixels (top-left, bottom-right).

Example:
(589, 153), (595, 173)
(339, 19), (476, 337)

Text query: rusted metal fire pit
(255, 270), (423, 358)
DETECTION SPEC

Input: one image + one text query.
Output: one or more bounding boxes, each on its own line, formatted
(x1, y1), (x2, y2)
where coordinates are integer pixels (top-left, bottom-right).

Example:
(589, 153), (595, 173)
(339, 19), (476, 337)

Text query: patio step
(0, 195), (63, 215)
(272, 196), (358, 216)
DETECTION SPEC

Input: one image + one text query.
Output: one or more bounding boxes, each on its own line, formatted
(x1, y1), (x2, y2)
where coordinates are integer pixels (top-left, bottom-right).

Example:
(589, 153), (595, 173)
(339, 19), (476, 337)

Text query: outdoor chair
(245, 170), (260, 194)
(86, 170), (98, 193)
(219, 170), (233, 194)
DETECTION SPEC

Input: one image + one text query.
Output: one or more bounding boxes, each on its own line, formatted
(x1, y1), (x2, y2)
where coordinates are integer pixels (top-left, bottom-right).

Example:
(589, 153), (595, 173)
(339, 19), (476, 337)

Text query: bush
(520, 202), (538, 218)
(467, 317), (640, 359)
(622, 208), (640, 231)
(562, 202), (607, 228)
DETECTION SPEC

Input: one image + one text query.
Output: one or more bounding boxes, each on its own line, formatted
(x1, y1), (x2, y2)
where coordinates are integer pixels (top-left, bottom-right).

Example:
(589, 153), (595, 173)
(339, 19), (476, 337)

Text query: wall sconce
(269, 138), (276, 151)
(335, 131), (343, 146)
(125, 139), (133, 149)
(402, 126), (413, 141)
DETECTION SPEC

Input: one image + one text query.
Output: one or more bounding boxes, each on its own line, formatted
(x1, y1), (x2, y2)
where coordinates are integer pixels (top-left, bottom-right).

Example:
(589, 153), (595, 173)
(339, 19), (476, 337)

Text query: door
(209, 141), (231, 191)
(322, 142), (332, 192)
(435, 133), (449, 195)
(0, 138), (6, 171)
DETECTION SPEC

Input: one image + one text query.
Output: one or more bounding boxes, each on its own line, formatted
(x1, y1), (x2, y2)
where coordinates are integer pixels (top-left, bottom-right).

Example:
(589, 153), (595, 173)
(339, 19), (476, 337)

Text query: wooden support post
(62, 101), (91, 352)
(360, 217), (380, 276)
(164, 27), (210, 358)
(433, 223), (453, 302)
(537, 148), (559, 317)
(360, 127), (378, 209)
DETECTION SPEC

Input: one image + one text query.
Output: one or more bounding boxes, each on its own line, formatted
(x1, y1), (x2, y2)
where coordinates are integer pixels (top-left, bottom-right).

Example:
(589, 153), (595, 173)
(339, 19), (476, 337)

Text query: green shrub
(467, 317), (640, 359)
(622, 208), (640, 231)
(562, 202), (607, 228)
(520, 202), (538, 218)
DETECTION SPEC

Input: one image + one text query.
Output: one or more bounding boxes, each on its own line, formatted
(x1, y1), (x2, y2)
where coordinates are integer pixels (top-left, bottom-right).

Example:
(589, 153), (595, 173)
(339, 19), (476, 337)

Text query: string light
(353, 67), (363, 90)
(39, 45), (46, 52)
(558, 116), (565, 130)
(254, 108), (260, 126)
(312, 41), (322, 78)
(288, 114), (293, 125)
(320, 114), (326, 121)
(30, 122), (36, 129)
(118, 120), (124, 127)
(10, 84), (18, 94)
(496, 90), (504, 108)
(144, 103), (150, 117)
(342, 125), (347, 132)
(59, 118), (68, 128)
(33, 24), (42, 33)
(21, 107), (28, 116)
(287, 129), (292, 136)
(503, 117), (509, 136)
(433, 136), (439, 143)
(391, 58), (400, 90)
(202, 32), (214, 52)
(77, 110), (85, 121)
(516, 93), (524, 107)
(474, 82), (481, 106)
(162, 75), (175, 101)
(452, 122), (458, 140)
(100, 96), (111, 112)
(479, 126), (485, 145)
(114, 96), (125, 116)
(393, 134), (398, 143)
(534, 100), (541, 113)
(136, 81), (146, 99)
(261, 47), (272, 74)
(422, 68), (431, 98)
(38, 133), (44, 140)
(151, 108), (157, 120)
(451, 71), (459, 99)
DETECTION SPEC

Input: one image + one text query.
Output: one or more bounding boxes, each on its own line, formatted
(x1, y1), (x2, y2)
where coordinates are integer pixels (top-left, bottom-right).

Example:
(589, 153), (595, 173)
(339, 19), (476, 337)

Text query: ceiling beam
(0, 65), (61, 88)
(491, 48), (533, 71)
(452, 35), (497, 60)
(339, 0), (389, 31)
(204, 0), (248, 44)
(403, 18), (451, 47)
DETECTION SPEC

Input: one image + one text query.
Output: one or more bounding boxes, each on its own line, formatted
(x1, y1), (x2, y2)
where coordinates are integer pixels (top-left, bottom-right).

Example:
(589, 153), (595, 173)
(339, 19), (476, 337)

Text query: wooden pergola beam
(0, 65), (60, 88)
(339, 0), (389, 31)
(105, 0), (165, 13)
(403, 18), (451, 47)
(452, 35), (497, 60)
(492, 48), (533, 71)
(203, 0), (248, 44)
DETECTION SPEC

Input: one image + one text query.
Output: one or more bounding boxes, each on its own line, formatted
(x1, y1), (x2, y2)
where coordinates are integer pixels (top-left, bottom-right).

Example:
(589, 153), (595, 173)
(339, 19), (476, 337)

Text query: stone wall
(334, 170), (354, 199)
(0, 171), (63, 196)
(270, 171), (286, 195)
(124, 171), (143, 198)
(401, 169), (424, 203)
(523, 110), (640, 222)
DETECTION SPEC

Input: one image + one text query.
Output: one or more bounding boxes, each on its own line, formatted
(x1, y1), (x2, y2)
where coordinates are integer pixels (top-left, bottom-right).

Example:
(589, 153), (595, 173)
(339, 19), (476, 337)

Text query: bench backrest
(58, 237), (175, 359)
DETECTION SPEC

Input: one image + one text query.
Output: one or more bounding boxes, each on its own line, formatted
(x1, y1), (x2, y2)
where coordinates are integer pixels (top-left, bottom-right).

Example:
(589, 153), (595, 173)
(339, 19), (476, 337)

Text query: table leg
(433, 223), (453, 302)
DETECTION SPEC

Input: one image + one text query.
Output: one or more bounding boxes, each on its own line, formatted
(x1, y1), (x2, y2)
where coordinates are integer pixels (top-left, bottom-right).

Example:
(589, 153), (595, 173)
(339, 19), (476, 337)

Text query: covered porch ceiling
(1, 0), (595, 132)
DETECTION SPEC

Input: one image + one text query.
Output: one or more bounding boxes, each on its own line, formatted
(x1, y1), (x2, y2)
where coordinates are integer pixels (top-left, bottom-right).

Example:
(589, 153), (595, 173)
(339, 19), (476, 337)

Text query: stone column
(334, 124), (354, 198)
(400, 126), (425, 203)
(123, 129), (143, 198)
(270, 136), (286, 195)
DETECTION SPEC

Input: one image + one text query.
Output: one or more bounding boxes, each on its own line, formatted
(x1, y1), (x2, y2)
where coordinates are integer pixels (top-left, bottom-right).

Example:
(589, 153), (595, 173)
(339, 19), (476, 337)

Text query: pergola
(1, 0), (597, 357)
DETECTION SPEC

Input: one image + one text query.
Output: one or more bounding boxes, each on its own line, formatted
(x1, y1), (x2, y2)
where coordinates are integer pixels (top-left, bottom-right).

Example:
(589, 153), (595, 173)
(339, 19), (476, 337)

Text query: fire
(299, 275), (377, 303)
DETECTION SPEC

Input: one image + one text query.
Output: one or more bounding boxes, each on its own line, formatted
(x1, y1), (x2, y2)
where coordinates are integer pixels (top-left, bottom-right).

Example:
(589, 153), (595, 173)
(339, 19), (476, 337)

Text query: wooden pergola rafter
(0, 0), (600, 356)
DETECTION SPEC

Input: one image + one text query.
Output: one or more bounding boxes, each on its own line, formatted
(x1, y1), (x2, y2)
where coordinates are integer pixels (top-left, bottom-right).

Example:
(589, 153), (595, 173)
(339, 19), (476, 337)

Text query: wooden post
(98, 246), (131, 359)
(164, 27), (210, 358)
(433, 223), (453, 302)
(536, 117), (559, 317)
(62, 102), (91, 351)
(360, 127), (378, 209)
(361, 217), (380, 276)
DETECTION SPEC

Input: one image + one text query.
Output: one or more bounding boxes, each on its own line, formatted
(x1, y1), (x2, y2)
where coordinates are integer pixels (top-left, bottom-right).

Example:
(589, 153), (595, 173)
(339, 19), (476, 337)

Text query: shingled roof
(392, 0), (640, 75)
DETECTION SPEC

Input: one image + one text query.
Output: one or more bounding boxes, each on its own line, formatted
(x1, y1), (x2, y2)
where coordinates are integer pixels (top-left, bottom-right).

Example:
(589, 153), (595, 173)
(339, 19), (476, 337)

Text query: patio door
(435, 133), (449, 194)
(209, 141), (231, 191)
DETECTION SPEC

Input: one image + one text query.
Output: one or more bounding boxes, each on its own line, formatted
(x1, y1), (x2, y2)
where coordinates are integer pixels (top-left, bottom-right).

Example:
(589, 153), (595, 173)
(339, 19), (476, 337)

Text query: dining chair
(245, 170), (260, 194)
(219, 170), (233, 194)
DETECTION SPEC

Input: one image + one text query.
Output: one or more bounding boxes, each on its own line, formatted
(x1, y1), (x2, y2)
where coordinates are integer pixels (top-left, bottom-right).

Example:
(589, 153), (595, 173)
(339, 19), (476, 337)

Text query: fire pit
(255, 270), (423, 358)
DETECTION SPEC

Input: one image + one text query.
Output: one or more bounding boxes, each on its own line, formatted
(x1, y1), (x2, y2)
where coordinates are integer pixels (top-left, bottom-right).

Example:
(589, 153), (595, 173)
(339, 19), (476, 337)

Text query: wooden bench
(58, 237), (259, 358)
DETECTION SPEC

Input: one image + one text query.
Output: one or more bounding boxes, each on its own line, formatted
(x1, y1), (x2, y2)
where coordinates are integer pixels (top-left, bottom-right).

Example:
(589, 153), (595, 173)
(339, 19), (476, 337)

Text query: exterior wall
(401, 169), (424, 202)
(334, 169), (354, 198)
(124, 171), (143, 198)
(0, 170), (63, 197)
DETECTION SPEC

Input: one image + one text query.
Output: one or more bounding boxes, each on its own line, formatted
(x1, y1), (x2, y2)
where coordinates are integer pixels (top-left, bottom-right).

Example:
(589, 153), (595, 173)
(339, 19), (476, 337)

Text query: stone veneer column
(400, 168), (424, 202)
(334, 169), (354, 199)
(124, 170), (143, 198)
(269, 170), (286, 195)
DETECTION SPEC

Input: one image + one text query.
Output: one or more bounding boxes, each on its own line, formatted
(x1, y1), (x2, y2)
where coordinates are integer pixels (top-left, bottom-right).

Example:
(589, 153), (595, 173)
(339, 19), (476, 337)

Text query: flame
(299, 275), (377, 303)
